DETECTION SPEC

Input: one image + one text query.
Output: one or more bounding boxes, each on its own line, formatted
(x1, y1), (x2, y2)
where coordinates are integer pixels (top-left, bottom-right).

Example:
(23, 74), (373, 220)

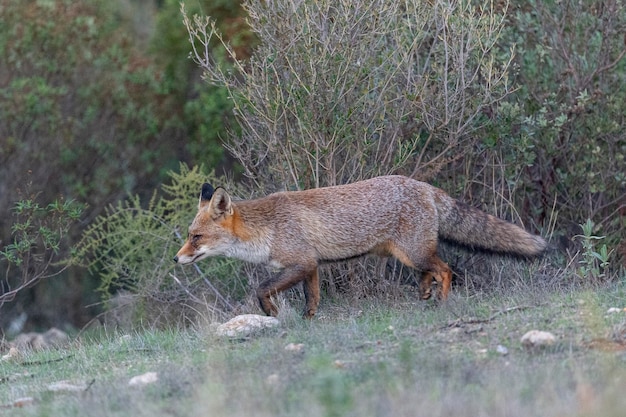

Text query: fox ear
(201, 183), (215, 201)
(210, 187), (233, 217)
(198, 183), (215, 209)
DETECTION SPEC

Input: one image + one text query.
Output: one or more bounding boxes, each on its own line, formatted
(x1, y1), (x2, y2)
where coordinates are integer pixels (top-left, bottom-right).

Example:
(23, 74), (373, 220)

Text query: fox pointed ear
(201, 183), (215, 201)
(198, 183), (215, 209)
(210, 187), (233, 217)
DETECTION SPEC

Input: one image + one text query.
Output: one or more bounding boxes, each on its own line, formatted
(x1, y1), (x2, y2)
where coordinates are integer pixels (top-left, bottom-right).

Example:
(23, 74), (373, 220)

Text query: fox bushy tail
(435, 195), (546, 257)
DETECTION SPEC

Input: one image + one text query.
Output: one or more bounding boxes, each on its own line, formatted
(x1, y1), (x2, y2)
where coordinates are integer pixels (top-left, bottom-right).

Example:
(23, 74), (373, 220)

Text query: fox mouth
(191, 253), (205, 263)
(174, 252), (206, 265)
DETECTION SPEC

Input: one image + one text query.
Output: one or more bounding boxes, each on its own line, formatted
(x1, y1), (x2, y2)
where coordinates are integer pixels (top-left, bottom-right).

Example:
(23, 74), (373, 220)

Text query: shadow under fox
(174, 176), (546, 318)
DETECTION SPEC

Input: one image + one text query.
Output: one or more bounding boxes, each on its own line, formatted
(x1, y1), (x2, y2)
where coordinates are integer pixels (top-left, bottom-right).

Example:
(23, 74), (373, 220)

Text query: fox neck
(220, 207), (275, 266)
(223, 237), (273, 265)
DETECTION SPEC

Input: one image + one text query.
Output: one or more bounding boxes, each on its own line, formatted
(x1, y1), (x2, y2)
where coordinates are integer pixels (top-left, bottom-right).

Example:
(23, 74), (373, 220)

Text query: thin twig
(84, 379), (96, 392)
(20, 353), (75, 367)
(442, 305), (535, 329)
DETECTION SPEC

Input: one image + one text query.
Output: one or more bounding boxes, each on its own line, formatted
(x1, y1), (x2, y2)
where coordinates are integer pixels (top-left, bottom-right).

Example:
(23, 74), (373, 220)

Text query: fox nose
(173, 256), (179, 263)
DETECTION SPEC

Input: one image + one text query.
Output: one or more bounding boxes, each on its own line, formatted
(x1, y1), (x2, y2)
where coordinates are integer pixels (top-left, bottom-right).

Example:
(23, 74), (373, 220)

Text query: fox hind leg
(384, 241), (452, 301)
(423, 256), (452, 301)
(418, 271), (435, 300)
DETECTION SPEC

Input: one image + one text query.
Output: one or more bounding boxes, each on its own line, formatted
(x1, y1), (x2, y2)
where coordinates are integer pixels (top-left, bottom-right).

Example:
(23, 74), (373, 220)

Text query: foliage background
(0, 0), (624, 332)
(0, 0), (246, 332)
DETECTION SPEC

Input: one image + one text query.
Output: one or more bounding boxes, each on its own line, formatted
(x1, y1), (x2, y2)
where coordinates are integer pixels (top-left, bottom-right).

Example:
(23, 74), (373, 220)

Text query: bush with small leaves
(1, 190), (84, 307)
(75, 164), (248, 327)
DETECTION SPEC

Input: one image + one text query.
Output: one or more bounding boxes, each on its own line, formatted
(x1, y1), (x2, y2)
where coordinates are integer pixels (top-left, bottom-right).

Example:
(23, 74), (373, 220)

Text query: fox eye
(189, 234), (202, 247)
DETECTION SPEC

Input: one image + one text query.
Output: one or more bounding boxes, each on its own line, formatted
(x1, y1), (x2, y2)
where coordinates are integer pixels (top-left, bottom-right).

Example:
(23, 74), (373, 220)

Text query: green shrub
(488, 0), (625, 263)
(0, 0), (199, 328)
(0, 187), (84, 307)
(0, 0), (261, 328)
(574, 219), (612, 282)
(75, 164), (247, 327)
(151, 0), (255, 172)
(0, 0), (185, 236)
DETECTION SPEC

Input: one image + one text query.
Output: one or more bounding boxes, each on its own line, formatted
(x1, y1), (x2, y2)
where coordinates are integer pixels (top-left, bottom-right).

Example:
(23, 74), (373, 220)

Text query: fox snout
(173, 251), (201, 265)
(173, 241), (210, 265)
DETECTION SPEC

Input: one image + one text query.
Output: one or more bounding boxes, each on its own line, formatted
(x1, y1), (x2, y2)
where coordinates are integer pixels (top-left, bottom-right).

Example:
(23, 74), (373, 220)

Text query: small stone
(10, 327), (69, 351)
(42, 328), (70, 348)
(128, 372), (158, 387)
(216, 314), (280, 338)
(11, 397), (34, 408)
(496, 345), (509, 355)
(333, 360), (346, 369)
(266, 374), (280, 385)
(607, 307), (624, 314)
(284, 343), (305, 352)
(1, 347), (21, 362)
(521, 330), (556, 348)
(47, 380), (88, 392)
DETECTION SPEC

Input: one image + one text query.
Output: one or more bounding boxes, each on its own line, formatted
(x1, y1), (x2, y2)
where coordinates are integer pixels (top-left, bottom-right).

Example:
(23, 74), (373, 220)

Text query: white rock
(333, 360), (346, 369)
(1, 347), (20, 362)
(521, 330), (556, 348)
(216, 314), (280, 338)
(11, 397), (34, 408)
(266, 374), (280, 385)
(47, 380), (88, 392)
(128, 372), (158, 387)
(606, 307), (625, 314)
(284, 343), (305, 352)
(496, 345), (509, 355)
(42, 328), (70, 348)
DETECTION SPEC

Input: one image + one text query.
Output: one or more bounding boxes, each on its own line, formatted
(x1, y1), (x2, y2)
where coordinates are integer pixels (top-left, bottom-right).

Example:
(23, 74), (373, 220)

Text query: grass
(1, 280), (626, 417)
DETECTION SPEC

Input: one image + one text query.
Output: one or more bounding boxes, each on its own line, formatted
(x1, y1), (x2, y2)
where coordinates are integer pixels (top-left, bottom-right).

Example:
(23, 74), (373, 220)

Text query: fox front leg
(256, 264), (319, 318)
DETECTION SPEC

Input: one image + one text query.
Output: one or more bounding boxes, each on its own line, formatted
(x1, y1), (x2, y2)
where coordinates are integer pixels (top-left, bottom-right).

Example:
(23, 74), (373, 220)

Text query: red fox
(174, 176), (546, 318)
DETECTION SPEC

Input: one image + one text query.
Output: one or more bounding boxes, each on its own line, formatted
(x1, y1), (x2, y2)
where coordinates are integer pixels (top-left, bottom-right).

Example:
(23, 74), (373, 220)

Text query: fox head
(173, 183), (237, 265)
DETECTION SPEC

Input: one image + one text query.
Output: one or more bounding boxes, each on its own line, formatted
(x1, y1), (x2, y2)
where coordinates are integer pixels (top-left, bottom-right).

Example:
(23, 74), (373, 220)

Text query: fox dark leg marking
(389, 239), (452, 302)
(256, 265), (317, 317)
(303, 267), (320, 319)
(380, 242), (441, 301)
(418, 272), (435, 300)
(426, 256), (452, 301)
